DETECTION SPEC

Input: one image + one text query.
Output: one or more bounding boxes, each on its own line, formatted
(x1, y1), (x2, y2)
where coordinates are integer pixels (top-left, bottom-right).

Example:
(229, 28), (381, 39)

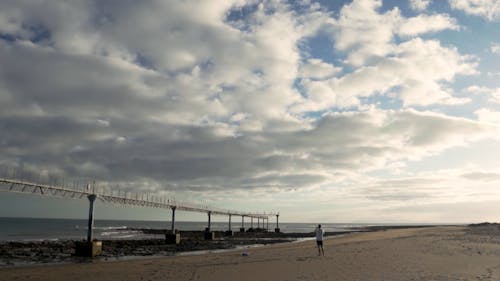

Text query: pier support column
(207, 211), (211, 231)
(226, 214), (233, 236)
(251, 217), (254, 231)
(87, 194), (97, 242)
(205, 211), (215, 240)
(75, 194), (102, 257)
(266, 218), (269, 231)
(166, 206), (180, 244)
(240, 216), (245, 232)
(275, 214), (280, 233)
(171, 206), (176, 232)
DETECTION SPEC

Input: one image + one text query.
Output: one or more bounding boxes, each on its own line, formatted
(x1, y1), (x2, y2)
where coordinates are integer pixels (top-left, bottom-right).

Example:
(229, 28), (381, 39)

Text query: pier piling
(240, 216), (245, 232)
(86, 194), (97, 242)
(226, 214), (233, 236)
(171, 206), (176, 232)
(275, 214), (280, 233)
(205, 211), (215, 240)
(75, 192), (102, 257)
(165, 206), (180, 244)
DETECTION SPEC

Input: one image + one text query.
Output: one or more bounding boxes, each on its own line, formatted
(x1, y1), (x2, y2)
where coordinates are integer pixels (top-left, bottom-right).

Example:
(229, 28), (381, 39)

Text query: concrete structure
(165, 232), (181, 244)
(75, 241), (102, 257)
(204, 228), (215, 240)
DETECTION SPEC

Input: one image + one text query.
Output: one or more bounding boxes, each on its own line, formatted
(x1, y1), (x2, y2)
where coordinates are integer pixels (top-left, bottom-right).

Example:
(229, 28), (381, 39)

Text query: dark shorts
(316, 240), (323, 246)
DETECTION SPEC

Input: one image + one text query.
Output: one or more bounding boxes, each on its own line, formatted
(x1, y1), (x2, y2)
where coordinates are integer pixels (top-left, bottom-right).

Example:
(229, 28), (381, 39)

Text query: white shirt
(315, 227), (324, 241)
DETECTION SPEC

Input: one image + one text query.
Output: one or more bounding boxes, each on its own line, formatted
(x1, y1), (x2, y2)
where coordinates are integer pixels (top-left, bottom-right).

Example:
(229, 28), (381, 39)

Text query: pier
(0, 176), (279, 256)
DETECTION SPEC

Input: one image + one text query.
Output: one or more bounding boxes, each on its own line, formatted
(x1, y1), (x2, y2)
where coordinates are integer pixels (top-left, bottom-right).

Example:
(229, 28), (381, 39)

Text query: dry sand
(3, 226), (500, 281)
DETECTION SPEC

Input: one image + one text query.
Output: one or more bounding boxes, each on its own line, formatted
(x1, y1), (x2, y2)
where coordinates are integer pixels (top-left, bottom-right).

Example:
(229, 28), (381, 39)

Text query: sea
(0, 217), (374, 241)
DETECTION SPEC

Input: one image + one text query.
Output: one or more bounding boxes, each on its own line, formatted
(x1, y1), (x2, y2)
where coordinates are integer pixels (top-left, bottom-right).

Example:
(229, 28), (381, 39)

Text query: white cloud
(466, 85), (500, 103)
(491, 43), (500, 54)
(292, 38), (476, 111)
(409, 0), (432, 11)
(466, 85), (494, 94)
(299, 58), (341, 79)
(475, 108), (500, 124)
(487, 72), (500, 77)
(329, 0), (458, 66)
(449, 0), (500, 21)
(397, 14), (458, 37)
(295, 79), (340, 112)
(332, 0), (398, 66)
(293, 0), (470, 110)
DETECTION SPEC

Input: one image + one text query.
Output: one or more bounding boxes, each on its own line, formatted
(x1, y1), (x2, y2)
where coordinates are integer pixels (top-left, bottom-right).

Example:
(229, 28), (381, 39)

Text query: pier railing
(0, 177), (280, 241)
(0, 177), (275, 217)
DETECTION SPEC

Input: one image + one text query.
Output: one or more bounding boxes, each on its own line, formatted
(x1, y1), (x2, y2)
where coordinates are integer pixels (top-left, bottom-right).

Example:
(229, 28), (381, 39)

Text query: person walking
(315, 224), (325, 256)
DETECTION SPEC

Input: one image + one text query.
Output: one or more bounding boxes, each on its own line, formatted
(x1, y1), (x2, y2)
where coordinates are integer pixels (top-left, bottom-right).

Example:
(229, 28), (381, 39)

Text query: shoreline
(4, 225), (499, 280)
(0, 230), (345, 267)
(0, 225), (437, 268)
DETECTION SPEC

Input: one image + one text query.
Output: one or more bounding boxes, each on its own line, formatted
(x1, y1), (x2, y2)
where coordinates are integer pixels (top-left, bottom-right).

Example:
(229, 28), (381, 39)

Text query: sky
(0, 0), (500, 223)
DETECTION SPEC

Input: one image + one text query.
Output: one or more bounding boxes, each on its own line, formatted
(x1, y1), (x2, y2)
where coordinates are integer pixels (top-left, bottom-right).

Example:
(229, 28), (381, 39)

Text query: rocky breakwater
(0, 228), (354, 267)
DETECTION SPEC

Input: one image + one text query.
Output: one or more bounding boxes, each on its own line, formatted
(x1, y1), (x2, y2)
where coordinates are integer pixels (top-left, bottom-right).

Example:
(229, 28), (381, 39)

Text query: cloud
(0, 0), (497, 221)
(1, 99), (496, 195)
(475, 108), (500, 124)
(331, 0), (398, 66)
(292, 38), (476, 111)
(449, 0), (500, 21)
(328, 0), (458, 66)
(491, 43), (500, 54)
(397, 14), (458, 37)
(0, 1), (487, 189)
(409, 0), (432, 11)
(467, 86), (500, 103)
(288, 0), (469, 111)
(461, 171), (500, 181)
(299, 58), (341, 79)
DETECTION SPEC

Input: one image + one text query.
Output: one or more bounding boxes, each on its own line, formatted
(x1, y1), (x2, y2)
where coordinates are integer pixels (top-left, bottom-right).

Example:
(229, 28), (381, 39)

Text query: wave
(94, 226), (128, 230)
(21, 238), (60, 242)
(112, 234), (141, 239)
(100, 230), (141, 237)
(74, 225), (128, 230)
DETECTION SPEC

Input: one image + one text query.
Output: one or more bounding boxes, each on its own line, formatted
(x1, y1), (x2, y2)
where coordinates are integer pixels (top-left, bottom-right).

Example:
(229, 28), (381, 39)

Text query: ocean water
(0, 217), (369, 241)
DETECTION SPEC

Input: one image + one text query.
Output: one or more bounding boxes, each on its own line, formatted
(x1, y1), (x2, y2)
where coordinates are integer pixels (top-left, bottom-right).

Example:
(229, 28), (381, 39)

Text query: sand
(3, 226), (500, 281)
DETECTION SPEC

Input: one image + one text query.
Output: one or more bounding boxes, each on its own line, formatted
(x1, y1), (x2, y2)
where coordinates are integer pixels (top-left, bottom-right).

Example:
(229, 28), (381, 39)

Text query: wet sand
(3, 225), (500, 281)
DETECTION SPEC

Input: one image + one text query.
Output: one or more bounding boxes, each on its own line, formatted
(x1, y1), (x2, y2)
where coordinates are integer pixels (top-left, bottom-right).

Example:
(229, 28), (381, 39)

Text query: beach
(3, 225), (500, 281)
